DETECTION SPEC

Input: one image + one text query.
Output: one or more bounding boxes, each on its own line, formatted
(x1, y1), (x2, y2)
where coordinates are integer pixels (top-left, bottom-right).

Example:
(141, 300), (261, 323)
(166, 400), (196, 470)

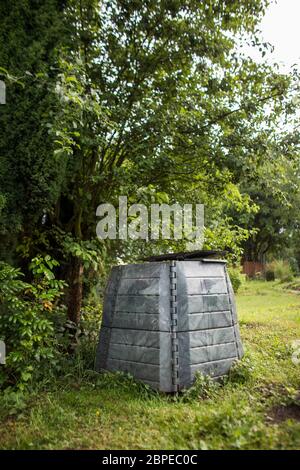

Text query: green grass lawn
(1, 280), (300, 450)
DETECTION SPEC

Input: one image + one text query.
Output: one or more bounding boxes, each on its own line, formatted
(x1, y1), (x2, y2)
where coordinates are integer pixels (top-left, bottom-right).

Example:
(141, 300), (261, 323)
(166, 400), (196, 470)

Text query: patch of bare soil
(256, 383), (287, 400)
(283, 282), (300, 292)
(267, 403), (300, 424)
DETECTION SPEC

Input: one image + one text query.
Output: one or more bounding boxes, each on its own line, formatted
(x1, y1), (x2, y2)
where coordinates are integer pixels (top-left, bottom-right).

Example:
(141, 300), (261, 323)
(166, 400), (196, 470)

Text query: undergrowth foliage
(227, 266), (244, 293)
(227, 355), (255, 384)
(0, 255), (104, 394)
(0, 257), (66, 389)
(179, 372), (221, 402)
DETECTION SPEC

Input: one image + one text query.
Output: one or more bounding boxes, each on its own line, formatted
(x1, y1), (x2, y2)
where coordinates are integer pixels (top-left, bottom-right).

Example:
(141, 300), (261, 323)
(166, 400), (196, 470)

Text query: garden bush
(227, 266), (244, 293)
(0, 256), (66, 389)
(266, 260), (294, 283)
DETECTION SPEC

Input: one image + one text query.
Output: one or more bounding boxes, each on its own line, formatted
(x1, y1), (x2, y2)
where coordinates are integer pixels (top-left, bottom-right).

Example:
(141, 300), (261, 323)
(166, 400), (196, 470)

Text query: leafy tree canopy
(1, 0), (299, 321)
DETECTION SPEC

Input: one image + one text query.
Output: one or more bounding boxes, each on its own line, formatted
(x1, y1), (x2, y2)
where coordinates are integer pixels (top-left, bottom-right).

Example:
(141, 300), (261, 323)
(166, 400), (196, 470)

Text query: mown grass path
(1, 281), (300, 449)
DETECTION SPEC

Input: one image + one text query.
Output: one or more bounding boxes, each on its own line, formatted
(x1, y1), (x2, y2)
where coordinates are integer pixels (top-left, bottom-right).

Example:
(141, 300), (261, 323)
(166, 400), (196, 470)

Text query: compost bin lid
(142, 250), (227, 262)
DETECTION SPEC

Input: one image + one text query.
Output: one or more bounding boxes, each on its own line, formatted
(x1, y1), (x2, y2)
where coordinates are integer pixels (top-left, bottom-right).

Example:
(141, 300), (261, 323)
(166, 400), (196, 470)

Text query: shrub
(227, 266), (244, 293)
(267, 260), (294, 283)
(0, 256), (66, 390)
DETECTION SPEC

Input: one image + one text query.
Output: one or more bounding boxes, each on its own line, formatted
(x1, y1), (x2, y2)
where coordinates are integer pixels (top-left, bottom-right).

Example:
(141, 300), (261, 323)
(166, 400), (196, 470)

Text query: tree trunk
(67, 256), (84, 325)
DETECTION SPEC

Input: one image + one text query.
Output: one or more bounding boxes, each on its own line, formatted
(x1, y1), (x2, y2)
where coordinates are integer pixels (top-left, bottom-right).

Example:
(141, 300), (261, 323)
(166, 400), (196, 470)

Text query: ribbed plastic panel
(95, 260), (244, 392)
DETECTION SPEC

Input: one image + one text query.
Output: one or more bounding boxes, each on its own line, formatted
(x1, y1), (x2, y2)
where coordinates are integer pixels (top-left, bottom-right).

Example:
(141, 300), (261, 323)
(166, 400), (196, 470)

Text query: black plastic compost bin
(95, 251), (244, 392)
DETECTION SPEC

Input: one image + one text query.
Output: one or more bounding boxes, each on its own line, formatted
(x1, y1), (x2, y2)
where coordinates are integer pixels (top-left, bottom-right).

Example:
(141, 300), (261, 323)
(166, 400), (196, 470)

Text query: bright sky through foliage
(258, 0), (300, 69)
